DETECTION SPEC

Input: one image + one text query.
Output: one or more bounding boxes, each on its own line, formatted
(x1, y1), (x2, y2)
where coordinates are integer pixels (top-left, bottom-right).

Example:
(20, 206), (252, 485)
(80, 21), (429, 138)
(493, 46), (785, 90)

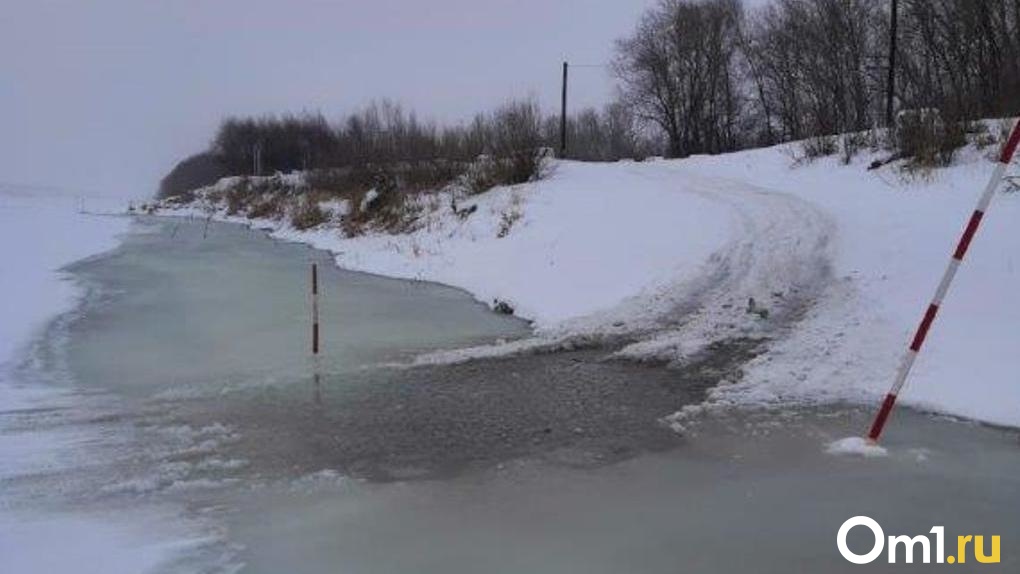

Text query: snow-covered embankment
(676, 142), (1020, 428)
(161, 137), (1020, 430)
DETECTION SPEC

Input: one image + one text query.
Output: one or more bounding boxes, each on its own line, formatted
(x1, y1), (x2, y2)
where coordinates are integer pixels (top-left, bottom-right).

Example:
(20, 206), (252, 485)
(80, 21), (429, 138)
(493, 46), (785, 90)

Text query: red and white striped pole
(311, 263), (320, 355)
(867, 119), (1020, 442)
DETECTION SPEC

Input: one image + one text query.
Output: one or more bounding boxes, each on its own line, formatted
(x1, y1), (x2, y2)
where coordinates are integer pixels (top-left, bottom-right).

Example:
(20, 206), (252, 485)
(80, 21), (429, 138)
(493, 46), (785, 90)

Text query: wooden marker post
(311, 263), (320, 355)
(311, 263), (323, 404)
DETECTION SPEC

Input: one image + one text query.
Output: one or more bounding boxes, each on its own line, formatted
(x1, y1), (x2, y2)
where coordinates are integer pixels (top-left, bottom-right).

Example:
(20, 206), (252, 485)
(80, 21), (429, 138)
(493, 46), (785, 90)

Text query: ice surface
(0, 189), (239, 573)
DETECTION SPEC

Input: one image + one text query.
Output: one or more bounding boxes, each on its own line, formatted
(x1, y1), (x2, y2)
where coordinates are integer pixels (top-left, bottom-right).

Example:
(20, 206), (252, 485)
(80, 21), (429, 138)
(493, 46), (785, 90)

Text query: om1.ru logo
(838, 516), (1000, 565)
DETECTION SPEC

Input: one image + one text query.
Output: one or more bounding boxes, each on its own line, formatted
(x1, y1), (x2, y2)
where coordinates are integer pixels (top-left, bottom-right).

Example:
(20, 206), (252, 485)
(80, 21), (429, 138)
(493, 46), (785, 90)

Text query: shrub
(971, 122), (998, 150)
(464, 151), (548, 195)
(497, 209), (522, 238)
(840, 131), (873, 164)
(305, 167), (373, 197)
(290, 200), (329, 230)
(800, 135), (837, 160)
(487, 100), (547, 188)
(396, 160), (465, 193)
(248, 194), (286, 220)
(895, 109), (967, 169)
(341, 171), (422, 234)
(224, 180), (253, 215)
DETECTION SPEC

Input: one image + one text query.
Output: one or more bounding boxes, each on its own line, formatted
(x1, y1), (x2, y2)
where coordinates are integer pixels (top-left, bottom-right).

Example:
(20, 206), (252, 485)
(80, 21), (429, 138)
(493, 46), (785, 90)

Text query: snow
(0, 191), (127, 380)
(291, 162), (735, 330)
(674, 138), (1020, 427)
(1, 136), (1012, 566)
(0, 187), (228, 573)
(171, 162), (737, 332)
(161, 128), (1020, 430)
(826, 437), (889, 458)
(360, 188), (380, 211)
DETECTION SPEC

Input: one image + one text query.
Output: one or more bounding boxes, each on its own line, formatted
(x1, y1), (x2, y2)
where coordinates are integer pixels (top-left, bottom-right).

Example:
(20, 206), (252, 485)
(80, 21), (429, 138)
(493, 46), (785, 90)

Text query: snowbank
(163, 163), (747, 335)
(160, 132), (1020, 429)
(286, 162), (735, 330)
(675, 140), (1020, 428)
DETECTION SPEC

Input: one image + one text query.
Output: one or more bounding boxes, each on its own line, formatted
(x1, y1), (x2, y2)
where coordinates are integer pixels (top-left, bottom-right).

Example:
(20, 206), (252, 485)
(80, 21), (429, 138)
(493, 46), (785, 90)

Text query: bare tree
(745, 0), (881, 140)
(896, 0), (1020, 122)
(614, 0), (744, 158)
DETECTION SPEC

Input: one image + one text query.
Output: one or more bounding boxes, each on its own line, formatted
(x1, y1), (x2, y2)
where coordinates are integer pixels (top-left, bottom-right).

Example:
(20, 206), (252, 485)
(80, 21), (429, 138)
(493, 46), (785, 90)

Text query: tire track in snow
(409, 163), (837, 368)
(610, 167), (837, 364)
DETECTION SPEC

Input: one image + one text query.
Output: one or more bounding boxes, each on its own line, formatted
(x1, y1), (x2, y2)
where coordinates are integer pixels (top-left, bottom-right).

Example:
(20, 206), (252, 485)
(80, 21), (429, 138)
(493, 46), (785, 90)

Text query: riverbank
(5, 209), (1018, 573)
(39, 217), (717, 483)
(155, 137), (1020, 430)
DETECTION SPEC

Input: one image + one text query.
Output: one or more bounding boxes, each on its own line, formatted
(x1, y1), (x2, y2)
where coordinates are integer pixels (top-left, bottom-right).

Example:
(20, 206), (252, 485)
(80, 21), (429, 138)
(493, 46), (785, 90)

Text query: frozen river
(62, 217), (531, 397)
(3, 216), (1018, 573)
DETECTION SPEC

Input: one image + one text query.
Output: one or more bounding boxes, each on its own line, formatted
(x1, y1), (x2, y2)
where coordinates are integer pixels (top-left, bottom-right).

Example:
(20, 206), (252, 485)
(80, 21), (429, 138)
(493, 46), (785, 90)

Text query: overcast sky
(1, 0), (767, 198)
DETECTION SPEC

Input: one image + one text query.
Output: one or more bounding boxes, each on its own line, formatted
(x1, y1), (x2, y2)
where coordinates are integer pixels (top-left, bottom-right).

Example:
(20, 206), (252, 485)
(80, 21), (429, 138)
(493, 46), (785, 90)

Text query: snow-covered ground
(0, 187), (225, 573)
(3, 137), (1016, 568)
(0, 188), (128, 432)
(674, 141), (1020, 427)
(162, 129), (1020, 429)
(0, 190), (126, 383)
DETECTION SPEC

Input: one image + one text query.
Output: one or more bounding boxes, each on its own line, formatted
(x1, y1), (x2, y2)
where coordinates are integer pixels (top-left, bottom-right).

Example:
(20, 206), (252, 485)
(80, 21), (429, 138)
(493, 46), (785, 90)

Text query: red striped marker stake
(867, 119), (1020, 442)
(311, 263), (323, 404)
(311, 263), (320, 355)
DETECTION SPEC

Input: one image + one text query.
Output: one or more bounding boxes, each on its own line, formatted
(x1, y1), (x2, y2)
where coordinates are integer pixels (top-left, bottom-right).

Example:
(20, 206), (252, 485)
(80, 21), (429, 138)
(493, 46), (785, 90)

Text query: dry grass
(465, 151), (548, 195)
(290, 200), (329, 230)
(178, 151), (547, 238)
(800, 135), (838, 160)
(247, 194), (287, 220)
(895, 110), (967, 170)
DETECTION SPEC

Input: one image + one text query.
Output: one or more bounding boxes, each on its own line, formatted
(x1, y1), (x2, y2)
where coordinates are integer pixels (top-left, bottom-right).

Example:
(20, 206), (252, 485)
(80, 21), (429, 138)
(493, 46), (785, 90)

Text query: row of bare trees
(614, 0), (1020, 157)
(547, 102), (655, 161)
(897, 0), (1020, 121)
(161, 98), (651, 197)
(162, 0), (1020, 197)
(208, 99), (652, 174)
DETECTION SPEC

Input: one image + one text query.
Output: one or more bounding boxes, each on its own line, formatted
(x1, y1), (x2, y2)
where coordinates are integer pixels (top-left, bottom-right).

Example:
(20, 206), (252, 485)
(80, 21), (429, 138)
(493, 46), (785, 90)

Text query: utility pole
(885, 0), (899, 127)
(560, 61), (569, 158)
(252, 142), (263, 176)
